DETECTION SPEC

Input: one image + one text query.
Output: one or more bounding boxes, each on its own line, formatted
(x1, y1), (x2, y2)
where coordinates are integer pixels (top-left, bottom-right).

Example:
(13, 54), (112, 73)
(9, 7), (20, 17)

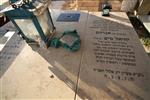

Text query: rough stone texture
(1, 10), (150, 100)
(56, 0), (122, 11)
(121, 0), (138, 12)
(77, 0), (122, 11)
(138, 0), (150, 15)
(76, 12), (150, 100)
(0, 9), (88, 99)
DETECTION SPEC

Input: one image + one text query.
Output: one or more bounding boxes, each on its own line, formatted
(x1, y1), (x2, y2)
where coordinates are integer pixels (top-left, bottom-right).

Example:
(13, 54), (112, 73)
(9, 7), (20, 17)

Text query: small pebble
(50, 75), (54, 78)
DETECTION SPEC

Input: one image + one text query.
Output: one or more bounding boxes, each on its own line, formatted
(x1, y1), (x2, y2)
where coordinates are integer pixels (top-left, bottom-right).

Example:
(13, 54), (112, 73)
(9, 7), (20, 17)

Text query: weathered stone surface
(59, 0), (122, 11)
(0, 10), (88, 99)
(1, 10), (150, 100)
(76, 12), (150, 100)
(77, 0), (122, 11)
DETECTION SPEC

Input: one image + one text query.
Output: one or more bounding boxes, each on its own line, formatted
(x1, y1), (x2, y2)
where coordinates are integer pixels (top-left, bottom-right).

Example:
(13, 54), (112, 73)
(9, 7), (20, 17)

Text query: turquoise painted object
(3, 0), (55, 45)
(2, 0), (81, 52)
(102, 2), (112, 16)
(50, 30), (81, 52)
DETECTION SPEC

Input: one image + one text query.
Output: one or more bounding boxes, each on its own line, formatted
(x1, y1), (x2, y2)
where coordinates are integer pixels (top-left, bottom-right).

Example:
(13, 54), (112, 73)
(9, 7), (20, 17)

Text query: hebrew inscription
(93, 31), (136, 67)
(86, 16), (150, 81)
(0, 33), (25, 77)
(77, 12), (150, 100)
(93, 68), (144, 81)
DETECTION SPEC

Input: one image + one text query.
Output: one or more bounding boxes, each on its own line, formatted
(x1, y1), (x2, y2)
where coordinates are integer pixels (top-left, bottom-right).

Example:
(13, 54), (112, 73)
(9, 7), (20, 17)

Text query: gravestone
(76, 12), (150, 100)
(0, 10), (88, 99)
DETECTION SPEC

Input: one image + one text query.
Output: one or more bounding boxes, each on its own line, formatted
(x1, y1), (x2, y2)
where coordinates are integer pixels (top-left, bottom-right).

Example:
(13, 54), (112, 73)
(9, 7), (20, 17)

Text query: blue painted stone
(57, 13), (80, 22)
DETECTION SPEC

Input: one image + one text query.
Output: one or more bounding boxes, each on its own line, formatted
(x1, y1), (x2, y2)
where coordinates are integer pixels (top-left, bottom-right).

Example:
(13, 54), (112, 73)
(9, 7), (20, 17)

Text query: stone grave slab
(0, 10), (88, 99)
(76, 12), (150, 100)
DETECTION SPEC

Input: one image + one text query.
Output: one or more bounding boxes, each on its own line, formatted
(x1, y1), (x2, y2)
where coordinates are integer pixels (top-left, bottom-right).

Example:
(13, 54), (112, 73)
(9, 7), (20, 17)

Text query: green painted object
(50, 30), (81, 52)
